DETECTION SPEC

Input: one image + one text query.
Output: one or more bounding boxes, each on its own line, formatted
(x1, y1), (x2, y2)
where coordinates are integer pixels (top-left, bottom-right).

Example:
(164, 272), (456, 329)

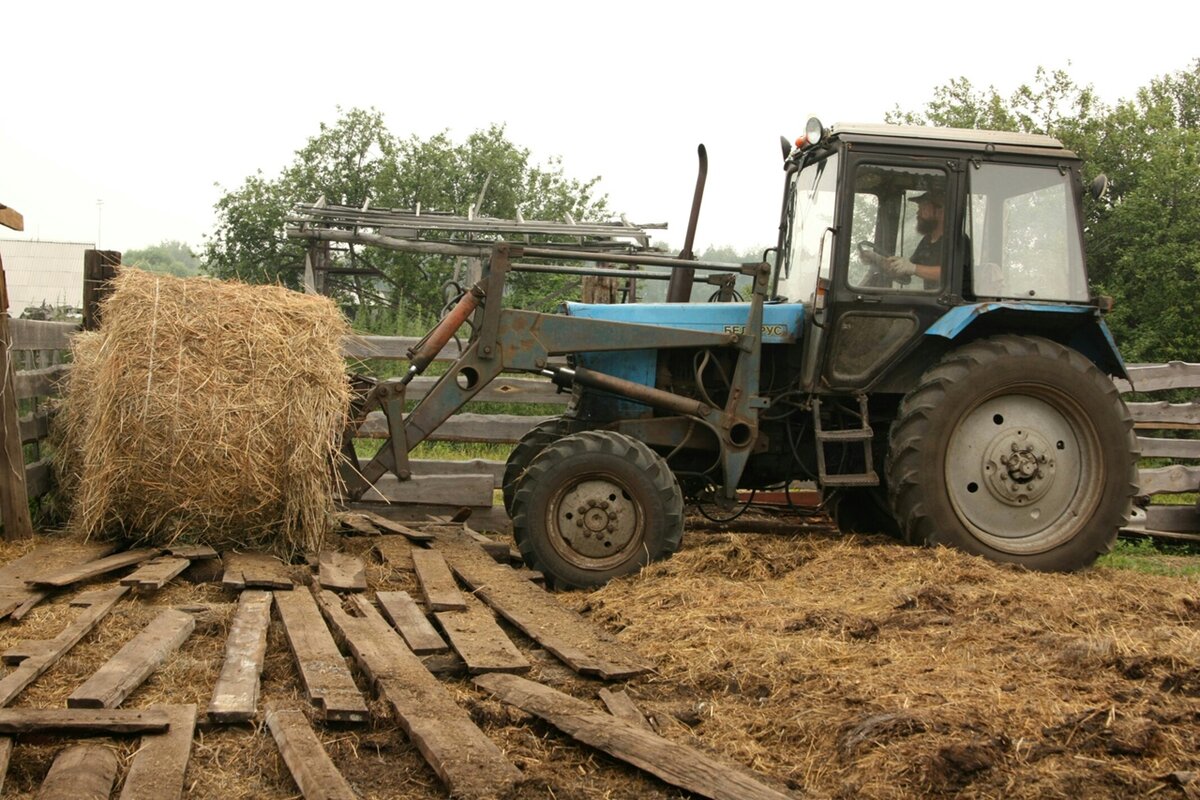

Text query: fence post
(82, 249), (121, 331)
(0, 253), (34, 540)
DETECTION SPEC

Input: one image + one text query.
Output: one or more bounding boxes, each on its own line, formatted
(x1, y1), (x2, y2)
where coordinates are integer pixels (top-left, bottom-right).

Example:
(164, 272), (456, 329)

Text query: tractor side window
(967, 164), (1087, 301)
(847, 165), (947, 292)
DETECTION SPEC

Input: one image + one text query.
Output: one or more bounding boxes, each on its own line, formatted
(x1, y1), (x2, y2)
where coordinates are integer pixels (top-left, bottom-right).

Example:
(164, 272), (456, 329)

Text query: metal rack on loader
(290, 119), (1139, 589)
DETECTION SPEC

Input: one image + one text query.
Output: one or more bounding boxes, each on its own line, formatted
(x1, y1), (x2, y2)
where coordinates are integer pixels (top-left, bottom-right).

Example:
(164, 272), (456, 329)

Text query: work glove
(884, 257), (917, 277)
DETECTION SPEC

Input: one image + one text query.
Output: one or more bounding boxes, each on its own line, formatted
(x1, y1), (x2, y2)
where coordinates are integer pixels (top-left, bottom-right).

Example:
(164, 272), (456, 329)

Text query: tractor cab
(776, 119), (1110, 394)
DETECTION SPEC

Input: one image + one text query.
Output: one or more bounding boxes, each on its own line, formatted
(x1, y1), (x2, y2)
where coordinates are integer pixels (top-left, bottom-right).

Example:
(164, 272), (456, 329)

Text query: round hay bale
(53, 269), (350, 557)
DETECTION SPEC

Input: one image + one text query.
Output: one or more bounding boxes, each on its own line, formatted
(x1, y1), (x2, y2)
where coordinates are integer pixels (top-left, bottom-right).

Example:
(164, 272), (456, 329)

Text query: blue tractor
(328, 119), (1137, 588)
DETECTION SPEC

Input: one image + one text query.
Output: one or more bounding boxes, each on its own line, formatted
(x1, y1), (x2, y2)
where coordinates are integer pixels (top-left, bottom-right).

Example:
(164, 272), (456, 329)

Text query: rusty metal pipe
(547, 366), (710, 418)
(666, 144), (708, 303)
(402, 284), (484, 384)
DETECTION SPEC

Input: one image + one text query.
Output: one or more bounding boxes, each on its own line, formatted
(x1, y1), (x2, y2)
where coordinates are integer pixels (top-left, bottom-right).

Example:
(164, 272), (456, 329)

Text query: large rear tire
(511, 431), (684, 589)
(886, 335), (1137, 571)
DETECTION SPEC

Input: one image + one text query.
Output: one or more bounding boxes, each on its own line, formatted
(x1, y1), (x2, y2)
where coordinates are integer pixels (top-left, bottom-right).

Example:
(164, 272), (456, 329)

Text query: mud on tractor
(299, 119), (1138, 588)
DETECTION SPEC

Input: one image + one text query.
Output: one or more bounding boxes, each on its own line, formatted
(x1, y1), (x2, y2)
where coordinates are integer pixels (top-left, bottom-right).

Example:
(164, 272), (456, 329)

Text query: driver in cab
(861, 190), (944, 289)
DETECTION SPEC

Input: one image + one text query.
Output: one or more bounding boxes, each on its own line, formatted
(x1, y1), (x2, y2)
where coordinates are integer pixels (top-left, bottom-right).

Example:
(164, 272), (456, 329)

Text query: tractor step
(813, 396), (879, 487)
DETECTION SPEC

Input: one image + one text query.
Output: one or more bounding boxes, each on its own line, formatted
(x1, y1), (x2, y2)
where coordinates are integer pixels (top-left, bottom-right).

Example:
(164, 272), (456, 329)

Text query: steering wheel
(856, 240), (894, 287)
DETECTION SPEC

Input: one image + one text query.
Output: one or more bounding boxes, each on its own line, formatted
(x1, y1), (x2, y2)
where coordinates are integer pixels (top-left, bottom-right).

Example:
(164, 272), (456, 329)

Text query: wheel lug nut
(606, 524), (616, 533)
(577, 505), (587, 515)
(575, 519), (584, 528)
(600, 501), (609, 510)
(607, 511), (618, 521)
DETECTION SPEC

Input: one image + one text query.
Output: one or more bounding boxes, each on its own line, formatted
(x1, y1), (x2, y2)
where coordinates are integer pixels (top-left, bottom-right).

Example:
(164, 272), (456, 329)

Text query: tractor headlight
(804, 117), (826, 147)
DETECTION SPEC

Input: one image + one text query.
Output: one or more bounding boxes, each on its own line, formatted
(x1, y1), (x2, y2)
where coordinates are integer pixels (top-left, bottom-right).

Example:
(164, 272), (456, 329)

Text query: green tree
(124, 241), (201, 277)
(203, 109), (608, 325)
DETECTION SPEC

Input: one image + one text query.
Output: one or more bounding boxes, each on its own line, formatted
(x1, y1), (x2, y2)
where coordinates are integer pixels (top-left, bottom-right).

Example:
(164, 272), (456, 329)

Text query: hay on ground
(53, 269), (349, 557)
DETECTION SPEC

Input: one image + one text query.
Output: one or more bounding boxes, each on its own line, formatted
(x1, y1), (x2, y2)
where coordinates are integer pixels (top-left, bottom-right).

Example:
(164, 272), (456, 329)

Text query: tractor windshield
(778, 152), (839, 304)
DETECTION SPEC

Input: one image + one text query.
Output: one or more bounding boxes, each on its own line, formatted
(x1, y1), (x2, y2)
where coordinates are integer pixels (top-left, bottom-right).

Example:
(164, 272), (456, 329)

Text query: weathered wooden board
(373, 537), (415, 572)
(0, 586), (127, 706)
(358, 512), (435, 541)
(0, 736), (10, 795)
(13, 364), (70, 401)
(0, 707), (170, 734)
(598, 688), (654, 732)
(37, 743), (119, 800)
(68, 609), (195, 708)
(313, 591), (521, 798)
(0, 541), (114, 619)
(435, 602), (530, 675)
(1129, 401), (1200, 429)
(439, 537), (652, 679)
(118, 704), (196, 800)
(273, 589), (368, 722)
(410, 458), (506, 485)
(9, 319), (76, 351)
(405, 375), (563, 405)
(265, 707), (357, 800)
(358, 411), (548, 443)
(1116, 361), (1200, 394)
(375, 591), (448, 654)
(411, 548), (466, 612)
(1137, 436), (1200, 460)
(164, 545), (219, 560)
(336, 512), (381, 536)
(477, 674), (794, 800)
(28, 548), (160, 587)
(359, 473), (494, 506)
(1139, 465), (1200, 495)
(318, 551), (367, 592)
(120, 557), (190, 591)
(208, 591), (273, 722)
(223, 552), (293, 590)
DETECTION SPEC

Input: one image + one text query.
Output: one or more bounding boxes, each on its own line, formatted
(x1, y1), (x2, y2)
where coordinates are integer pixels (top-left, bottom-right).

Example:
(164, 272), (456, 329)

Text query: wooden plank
(8, 319), (77, 351)
(222, 551), (293, 589)
(318, 551), (367, 592)
(207, 591), (273, 722)
(358, 473), (494, 507)
(118, 704), (196, 800)
(375, 591), (449, 654)
(0, 586), (127, 706)
(358, 512), (435, 541)
(265, 706), (357, 800)
(336, 512), (381, 535)
(1116, 361), (1200, 393)
(29, 547), (161, 587)
(1139, 465), (1200, 495)
(14, 364), (70, 400)
(0, 541), (114, 619)
(439, 537), (652, 680)
(313, 590), (521, 798)
(1137, 436), (1200, 459)
(0, 260), (32, 541)
(476, 674), (793, 800)
(0, 205), (23, 232)
(273, 588), (368, 722)
(411, 458), (506, 486)
(24, 459), (51, 499)
(358, 410), (549, 443)
(0, 707), (169, 735)
(435, 601), (530, 675)
(0, 736), (10, 795)
(1144, 504), (1200, 533)
(598, 688), (655, 732)
(411, 548), (466, 611)
(165, 544), (219, 560)
(68, 609), (195, 708)
(405, 375), (566, 405)
(37, 744), (118, 800)
(18, 410), (52, 444)
(1129, 401), (1200, 429)
(120, 557), (190, 591)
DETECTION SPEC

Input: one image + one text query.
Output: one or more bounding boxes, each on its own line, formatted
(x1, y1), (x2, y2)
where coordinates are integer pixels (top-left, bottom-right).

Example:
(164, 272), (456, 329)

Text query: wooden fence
(1116, 362), (1200, 537)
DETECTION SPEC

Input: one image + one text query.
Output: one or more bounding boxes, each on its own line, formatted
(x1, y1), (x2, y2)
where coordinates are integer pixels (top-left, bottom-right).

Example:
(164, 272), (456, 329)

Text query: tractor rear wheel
(511, 430), (684, 589)
(502, 418), (569, 516)
(886, 335), (1137, 570)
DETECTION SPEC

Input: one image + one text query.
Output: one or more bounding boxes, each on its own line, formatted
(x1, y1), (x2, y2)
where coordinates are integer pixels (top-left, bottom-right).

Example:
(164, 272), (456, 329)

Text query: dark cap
(909, 190), (944, 206)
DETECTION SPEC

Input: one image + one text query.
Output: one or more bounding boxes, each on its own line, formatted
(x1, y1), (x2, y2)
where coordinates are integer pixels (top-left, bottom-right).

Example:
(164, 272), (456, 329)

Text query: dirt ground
(0, 519), (1196, 799)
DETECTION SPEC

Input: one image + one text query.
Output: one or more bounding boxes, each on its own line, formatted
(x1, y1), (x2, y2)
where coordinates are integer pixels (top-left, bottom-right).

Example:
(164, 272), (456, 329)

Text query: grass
(1098, 535), (1200, 577)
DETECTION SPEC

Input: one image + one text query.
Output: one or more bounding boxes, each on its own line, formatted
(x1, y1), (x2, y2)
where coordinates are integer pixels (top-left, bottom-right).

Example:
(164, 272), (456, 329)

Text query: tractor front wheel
(511, 431), (684, 589)
(502, 418), (569, 516)
(886, 335), (1137, 571)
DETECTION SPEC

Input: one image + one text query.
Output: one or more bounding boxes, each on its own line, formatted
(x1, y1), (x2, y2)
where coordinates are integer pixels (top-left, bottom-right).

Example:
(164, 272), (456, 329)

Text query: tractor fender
(922, 302), (1128, 380)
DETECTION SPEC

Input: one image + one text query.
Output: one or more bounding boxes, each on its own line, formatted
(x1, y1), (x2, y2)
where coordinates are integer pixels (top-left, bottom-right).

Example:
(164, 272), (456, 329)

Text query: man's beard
(916, 216), (936, 235)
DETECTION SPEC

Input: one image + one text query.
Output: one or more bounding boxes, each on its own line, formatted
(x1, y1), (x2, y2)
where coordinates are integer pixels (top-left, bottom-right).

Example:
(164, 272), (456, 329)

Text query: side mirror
(779, 135), (792, 162)
(1089, 174), (1110, 202)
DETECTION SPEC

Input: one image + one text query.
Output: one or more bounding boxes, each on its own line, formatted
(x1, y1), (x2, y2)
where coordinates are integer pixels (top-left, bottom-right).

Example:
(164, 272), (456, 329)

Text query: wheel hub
(983, 428), (1056, 504)
(554, 479), (638, 559)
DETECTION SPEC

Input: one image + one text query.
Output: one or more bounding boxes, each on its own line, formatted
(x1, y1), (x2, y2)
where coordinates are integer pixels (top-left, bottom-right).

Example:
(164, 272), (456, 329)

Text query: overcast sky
(2, 2), (1195, 257)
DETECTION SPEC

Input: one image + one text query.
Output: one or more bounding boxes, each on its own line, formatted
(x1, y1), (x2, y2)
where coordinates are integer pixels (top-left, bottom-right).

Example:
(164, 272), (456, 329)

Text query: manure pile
(55, 269), (349, 556)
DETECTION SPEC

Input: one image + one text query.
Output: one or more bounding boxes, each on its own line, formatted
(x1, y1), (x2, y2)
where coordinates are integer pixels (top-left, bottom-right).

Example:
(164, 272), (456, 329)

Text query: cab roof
(828, 122), (1072, 157)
